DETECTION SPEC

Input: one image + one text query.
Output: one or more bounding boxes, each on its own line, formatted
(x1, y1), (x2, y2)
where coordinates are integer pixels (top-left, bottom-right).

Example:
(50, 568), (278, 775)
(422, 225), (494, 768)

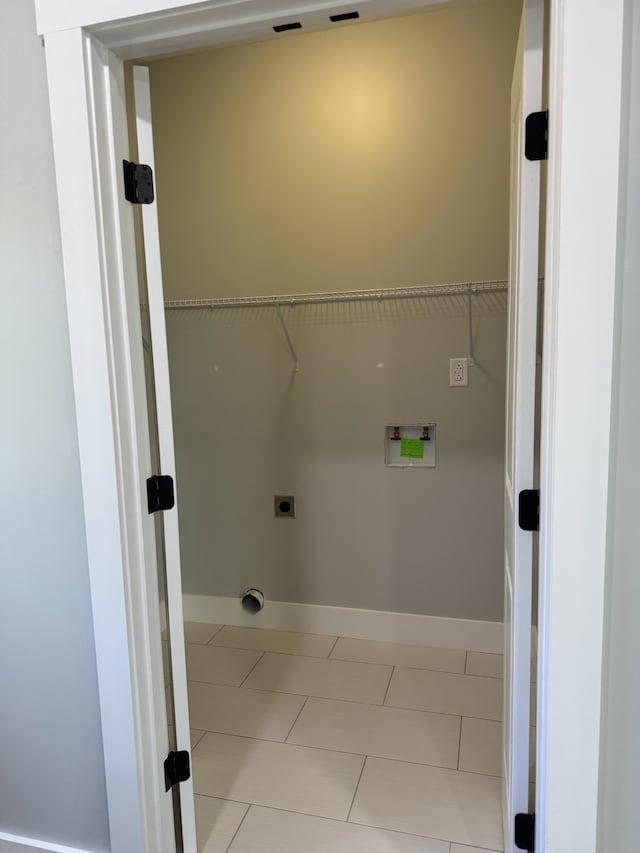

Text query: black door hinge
(123, 159), (155, 204)
(515, 812), (535, 851)
(147, 475), (175, 514)
(519, 489), (540, 532)
(525, 111), (548, 161)
(164, 750), (190, 791)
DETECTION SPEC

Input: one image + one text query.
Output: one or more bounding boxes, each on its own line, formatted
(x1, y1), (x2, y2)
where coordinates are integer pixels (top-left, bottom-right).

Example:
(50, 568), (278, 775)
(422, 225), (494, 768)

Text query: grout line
(238, 651), (265, 687)
(194, 792), (250, 805)
(381, 700), (502, 723)
(194, 729), (460, 772)
(190, 730), (206, 751)
(187, 678), (488, 722)
(209, 644), (340, 659)
(456, 716), (463, 770)
(464, 649), (469, 674)
(193, 729), (362, 758)
(209, 799), (462, 847)
(246, 650), (398, 670)
(223, 802), (252, 853)
(189, 728), (464, 772)
(190, 634), (475, 676)
(206, 623), (226, 645)
(381, 666), (394, 706)
(329, 656), (469, 676)
(284, 696), (309, 742)
(326, 636), (340, 658)
(346, 755), (367, 823)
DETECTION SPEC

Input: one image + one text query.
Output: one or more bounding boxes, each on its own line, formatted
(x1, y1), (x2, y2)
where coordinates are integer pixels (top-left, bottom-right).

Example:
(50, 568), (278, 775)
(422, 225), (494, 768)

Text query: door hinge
(525, 110), (548, 161)
(515, 812), (535, 851)
(164, 750), (190, 791)
(123, 159), (155, 204)
(147, 475), (175, 513)
(518, 489), (540, 532)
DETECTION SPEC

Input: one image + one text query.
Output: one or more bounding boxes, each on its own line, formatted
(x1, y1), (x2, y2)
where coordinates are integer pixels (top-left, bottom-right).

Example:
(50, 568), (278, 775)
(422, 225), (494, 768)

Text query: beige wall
(146, 0), (520, 620)
(149, 0), (521, 299)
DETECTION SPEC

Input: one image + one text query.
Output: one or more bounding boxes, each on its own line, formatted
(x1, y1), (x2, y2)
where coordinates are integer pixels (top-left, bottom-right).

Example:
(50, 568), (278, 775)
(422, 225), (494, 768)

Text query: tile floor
(182, 622), (523, 853)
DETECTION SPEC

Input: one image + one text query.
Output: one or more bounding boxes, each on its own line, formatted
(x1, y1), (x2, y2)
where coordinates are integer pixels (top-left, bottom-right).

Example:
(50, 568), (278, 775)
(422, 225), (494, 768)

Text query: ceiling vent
(329, 11), (360, 22)
(273, 21), (302, 32)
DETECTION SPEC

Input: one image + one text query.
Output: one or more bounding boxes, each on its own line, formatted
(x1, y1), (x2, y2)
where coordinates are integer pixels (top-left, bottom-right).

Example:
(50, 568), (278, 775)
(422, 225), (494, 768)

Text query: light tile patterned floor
(184, 621), (509, 853)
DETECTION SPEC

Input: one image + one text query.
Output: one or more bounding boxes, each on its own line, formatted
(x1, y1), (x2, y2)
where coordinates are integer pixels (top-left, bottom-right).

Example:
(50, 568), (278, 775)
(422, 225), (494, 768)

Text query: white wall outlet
(449, 357), (469, 387)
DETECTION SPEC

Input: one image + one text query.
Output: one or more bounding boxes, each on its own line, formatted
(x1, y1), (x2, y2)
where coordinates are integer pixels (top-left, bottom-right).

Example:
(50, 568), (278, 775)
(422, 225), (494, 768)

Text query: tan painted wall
(149, 0), (521, 299)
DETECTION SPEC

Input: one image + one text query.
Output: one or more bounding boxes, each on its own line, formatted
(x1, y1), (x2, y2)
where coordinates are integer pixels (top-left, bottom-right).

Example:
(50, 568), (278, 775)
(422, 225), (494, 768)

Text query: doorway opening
(127, 1), (543, 849)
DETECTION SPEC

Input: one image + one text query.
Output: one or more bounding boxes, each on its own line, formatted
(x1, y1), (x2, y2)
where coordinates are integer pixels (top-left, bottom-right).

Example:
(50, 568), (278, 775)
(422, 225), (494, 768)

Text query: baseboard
(0, 832), (95, 853)
(182, 594), (504, 653)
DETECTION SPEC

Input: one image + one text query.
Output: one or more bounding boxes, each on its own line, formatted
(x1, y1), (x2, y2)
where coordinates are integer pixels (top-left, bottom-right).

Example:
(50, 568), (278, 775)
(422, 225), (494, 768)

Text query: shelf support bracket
(467, 284), (475, 366)
(275, 304), (300, 372)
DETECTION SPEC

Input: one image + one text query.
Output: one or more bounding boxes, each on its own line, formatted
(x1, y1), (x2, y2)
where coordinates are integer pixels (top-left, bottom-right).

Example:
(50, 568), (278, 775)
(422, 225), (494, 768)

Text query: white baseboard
(0, 832), (95, 853)
(182, 594), (504, 653)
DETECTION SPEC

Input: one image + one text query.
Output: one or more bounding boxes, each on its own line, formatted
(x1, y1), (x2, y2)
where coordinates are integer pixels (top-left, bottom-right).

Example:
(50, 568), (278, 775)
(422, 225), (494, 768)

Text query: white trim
(44, 28), (178, 853)
(536, 1), (625, 851)
(132, 65), (197, 852)
(0, 830), (95, 853)
(182, 594), (504, 653)
(36, 0), (451, 45)
(502, 2), (544, 848)
(43, 28), (145, 853)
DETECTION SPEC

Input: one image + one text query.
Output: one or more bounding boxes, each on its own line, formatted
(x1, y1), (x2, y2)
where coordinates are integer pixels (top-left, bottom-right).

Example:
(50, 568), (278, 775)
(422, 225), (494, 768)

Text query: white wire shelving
(163, 279), (509, 372)
(164, 279), (507, 311)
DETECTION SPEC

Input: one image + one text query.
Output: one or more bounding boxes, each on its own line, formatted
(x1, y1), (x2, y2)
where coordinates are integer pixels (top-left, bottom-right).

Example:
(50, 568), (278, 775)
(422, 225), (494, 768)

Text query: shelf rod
(275, 305), (299, 372)
(163, 279), (509, 311)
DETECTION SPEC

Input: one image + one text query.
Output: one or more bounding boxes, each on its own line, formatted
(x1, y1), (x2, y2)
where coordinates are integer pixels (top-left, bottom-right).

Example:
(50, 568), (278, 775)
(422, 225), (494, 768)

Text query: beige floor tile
(530, 683), (537, 725)
(288, 697), (460, 768)
(244, 653), (392, 704)
(530, 726), (536, 783)
(195, 795), (248, 853)
(385, 668), (502, 721)
(451, 846), (502, 853)
(350, 758), (503, 851)
(213, 626), (336, 658)
(192, 733), (364, 820)
(458, 719), (535, 781)
(185, 643), (262, 686)
(162, 640), (170, 687)
(188, 681), (305, 741)
(184, 622), (222, 645)
(170, 725), (206, 751)
(191, 729), (206, 749)
(466, 652), (504, 679)
(331, 637), (465, 673)
(228, 806), (449, 853)
(459, 718), (502, 777)
(166, 686), (174, 725)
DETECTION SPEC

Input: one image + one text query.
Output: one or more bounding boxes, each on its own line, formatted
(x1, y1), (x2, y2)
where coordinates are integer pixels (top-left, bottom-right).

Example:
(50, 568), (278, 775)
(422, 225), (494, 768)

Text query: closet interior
(132, 1), (531, 850)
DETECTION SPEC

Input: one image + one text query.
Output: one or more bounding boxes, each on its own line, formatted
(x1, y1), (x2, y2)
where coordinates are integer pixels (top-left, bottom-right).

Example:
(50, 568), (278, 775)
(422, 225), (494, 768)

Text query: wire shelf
(163, 279), (509, 311)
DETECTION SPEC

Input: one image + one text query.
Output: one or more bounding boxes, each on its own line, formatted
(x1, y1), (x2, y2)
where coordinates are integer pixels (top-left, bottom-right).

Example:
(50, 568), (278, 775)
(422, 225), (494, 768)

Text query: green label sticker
(400, 438), (425, 459)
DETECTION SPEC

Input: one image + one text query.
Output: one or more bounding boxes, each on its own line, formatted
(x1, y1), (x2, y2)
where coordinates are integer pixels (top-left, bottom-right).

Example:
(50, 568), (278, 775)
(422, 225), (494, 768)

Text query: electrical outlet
(449, 357), (469, 387)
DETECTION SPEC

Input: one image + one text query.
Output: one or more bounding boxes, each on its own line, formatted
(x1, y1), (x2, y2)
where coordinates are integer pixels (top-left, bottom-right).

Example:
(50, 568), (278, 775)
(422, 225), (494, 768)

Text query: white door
(133, 64), (198, 853)
(503, 0), (543, 850)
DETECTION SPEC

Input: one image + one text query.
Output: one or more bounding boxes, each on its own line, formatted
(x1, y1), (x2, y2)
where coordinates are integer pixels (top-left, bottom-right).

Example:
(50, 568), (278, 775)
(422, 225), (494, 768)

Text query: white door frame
(536, 1), (625, 850)
(38, 1), (626, 851)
